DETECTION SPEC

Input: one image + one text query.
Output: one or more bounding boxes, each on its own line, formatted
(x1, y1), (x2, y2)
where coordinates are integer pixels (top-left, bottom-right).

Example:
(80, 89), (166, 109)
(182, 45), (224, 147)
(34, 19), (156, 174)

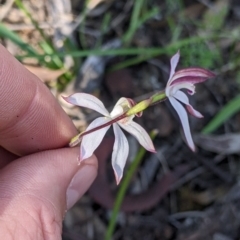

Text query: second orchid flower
(165, 51), (215, 151)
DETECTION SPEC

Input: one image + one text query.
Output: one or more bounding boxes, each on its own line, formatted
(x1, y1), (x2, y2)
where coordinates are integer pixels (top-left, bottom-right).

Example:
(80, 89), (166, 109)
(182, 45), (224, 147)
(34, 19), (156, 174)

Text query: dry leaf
(194, 133), (240, 154)
(181, 186), (228, 206)
(24, 65), (66, 82)
(87, 0), (107, 10)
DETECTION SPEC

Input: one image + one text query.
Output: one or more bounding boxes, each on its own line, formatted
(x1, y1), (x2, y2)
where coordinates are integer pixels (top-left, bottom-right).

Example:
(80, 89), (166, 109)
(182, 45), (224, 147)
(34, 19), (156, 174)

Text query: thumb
(0, 147), (97, 237)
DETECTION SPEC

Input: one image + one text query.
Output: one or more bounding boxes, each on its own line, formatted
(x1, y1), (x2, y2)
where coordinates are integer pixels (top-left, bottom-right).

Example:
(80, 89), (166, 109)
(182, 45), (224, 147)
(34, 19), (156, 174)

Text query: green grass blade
(14, 0), (65, 70)
(104, 130), (158, 240)
(18, 34), (212, 59)
(202, 94), (240, 134)
(123, 0), (145, 44)
(136, 7), (159, 30)
(14, 0), (52, 47)
(39, 41), (63, 68)
(17, 33), (217, 69)
(0, 23), (39, 57)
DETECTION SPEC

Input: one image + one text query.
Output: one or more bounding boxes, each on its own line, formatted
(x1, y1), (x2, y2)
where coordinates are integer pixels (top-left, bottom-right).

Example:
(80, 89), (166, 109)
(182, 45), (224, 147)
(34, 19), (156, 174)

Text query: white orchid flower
(64, 93), (156, 184)
(165, 51), (215, 151)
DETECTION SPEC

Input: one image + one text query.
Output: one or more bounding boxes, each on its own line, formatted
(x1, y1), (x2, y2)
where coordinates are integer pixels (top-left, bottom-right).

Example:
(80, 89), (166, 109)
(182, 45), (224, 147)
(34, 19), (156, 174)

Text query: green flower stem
(104, 130), (158, 240)
(125, 99), (151, 116)
(69, 113), (129, 147)
(126, 91), (167, 116)
(69, 134), (82, 147)
(151, 91), (167, 104)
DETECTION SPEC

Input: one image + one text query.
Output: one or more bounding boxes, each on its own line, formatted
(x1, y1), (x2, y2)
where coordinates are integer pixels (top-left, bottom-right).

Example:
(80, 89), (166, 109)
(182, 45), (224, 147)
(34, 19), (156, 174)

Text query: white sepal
(80, 117), (110, 160)
(119, 121), (156, 153)
(64, 93), (110, 116)
(112, 124), (129, 185)
(169, 97), (195, 151)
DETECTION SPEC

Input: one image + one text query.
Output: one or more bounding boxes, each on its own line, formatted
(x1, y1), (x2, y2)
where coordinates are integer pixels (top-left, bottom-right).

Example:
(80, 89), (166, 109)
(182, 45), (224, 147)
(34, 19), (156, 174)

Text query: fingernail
(66, 164), (96, 210)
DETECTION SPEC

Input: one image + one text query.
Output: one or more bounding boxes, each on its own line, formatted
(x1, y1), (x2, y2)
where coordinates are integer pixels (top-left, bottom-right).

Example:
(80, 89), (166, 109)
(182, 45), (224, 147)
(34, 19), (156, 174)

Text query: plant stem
(126, 91), (166, 116)
(104, 130), (158, 240)
(151, 91), (167, 104)
(69, 113), (128, 147)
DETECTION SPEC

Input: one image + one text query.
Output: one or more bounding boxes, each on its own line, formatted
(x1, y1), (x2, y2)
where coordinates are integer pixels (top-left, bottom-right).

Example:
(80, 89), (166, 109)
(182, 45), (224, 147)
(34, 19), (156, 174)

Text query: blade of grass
(95, 12), (111, 49)
(135, 6), (159, 29)
(14, 0), (52, 47)
(17, 34), (212, 59)
(39, 41), (63, 68)
(79, 1), (88, 50)
(17, 33), (218, 66)
(202, 94), (240, 134)
(108, 54), (156, 72)
(104, 130), (158, 240)
(109, 35), (217, 71)
(123, 0), (145, 44)
(18, 47), (164, 59)
(123, 1), (159, 45)
(14, 0), (65, 69)
(0, 23), (39, 57)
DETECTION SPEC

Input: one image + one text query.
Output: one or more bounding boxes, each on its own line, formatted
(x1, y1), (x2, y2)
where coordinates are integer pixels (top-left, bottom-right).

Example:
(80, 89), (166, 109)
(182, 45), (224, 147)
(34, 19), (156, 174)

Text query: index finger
(0, 44), (77, 156)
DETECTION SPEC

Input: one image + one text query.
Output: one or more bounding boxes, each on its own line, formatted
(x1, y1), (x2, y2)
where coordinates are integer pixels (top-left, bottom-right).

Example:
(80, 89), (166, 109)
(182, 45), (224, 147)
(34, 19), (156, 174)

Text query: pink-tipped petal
(112, 124), (129, 185)
(170, 67), (215, 86)
(63, 93), (109, 116)
(118, 121), (156, 153)
(174, 91), (203, 118)
(80, 117), (110, 160)
(171, 76), (209, 86)
(168, 51), (180, 83)
(186, 105), (203, 118)
(169, 97), (195, 151)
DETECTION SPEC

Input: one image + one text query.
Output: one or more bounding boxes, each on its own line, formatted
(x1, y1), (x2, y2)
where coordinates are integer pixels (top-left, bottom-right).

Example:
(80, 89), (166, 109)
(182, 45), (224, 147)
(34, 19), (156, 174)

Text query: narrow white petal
(174, 91), (203, 118)
(169, 97), (195, 151)
(80, 117), (110, 160)
(118, 121), (156, 152)
(63, 93), (109, 116)
(112, 124), (129, 185)
(168, 51), (180, 84)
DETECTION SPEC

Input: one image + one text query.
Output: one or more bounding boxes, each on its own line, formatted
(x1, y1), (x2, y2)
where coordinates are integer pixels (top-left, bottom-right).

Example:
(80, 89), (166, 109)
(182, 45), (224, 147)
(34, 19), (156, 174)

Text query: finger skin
(0, 147), (98, 239)
(0, 44), (77, 156)
(0, 45), (99, 240)
(0, 146), (17, 168)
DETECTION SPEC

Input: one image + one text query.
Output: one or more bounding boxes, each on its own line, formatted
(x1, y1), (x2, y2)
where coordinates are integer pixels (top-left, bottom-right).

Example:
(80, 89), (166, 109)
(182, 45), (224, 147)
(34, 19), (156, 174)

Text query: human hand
(0, 45), (98, 239)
